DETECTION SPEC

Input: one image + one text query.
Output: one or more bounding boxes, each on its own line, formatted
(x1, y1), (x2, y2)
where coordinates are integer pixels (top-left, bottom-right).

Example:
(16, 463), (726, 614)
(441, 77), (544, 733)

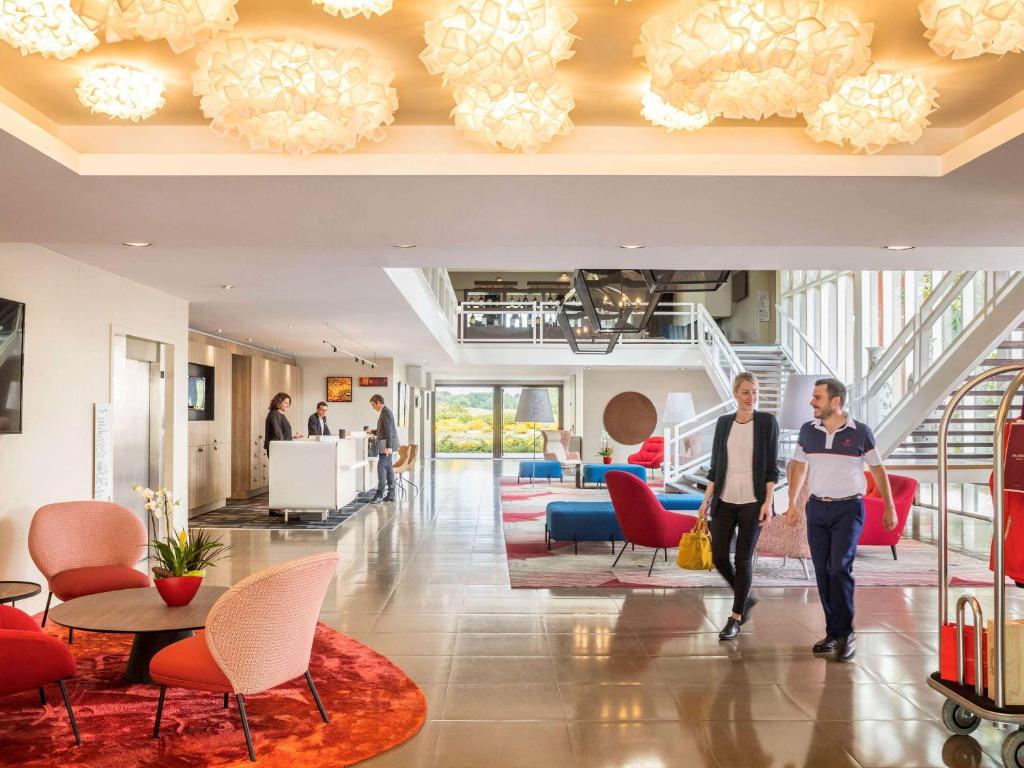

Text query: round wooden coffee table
(0, 580), (41, 606)
(48, 586), (228, 684)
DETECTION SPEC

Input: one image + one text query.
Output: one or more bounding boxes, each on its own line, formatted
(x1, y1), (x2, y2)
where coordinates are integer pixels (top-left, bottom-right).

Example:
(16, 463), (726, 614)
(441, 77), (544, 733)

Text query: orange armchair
(859, 472), (919, 560)
(0, 605), (80, 745)
(29, 501), (150, 641)
(150, 552), (339, 762)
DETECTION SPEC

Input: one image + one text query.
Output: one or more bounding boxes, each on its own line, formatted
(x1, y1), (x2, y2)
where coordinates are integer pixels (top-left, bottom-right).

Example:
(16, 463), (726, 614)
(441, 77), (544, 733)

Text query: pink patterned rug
(501, 485), (995, 589)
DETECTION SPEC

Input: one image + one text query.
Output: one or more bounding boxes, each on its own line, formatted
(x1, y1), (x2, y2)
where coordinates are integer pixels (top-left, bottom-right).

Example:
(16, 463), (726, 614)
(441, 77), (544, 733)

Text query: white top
(792, 416), (882, 499)
(721, 418), (757, 504)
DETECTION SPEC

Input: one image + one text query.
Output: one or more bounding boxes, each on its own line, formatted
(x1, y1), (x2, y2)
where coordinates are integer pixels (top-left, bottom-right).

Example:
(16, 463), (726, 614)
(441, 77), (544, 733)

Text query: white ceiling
(2, 129), (1023, 360)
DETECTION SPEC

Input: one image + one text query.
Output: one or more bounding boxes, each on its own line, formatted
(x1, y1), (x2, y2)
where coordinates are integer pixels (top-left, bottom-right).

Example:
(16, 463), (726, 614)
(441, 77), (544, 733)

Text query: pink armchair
(150, 552), (340, 762)
(606, 470), (698, 576)
(29, 501), (150, 641)
(858, 472), (918, 560)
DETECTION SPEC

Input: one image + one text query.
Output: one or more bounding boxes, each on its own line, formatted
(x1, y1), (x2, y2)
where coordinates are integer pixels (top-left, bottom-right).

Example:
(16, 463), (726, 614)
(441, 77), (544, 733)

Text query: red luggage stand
(930, 363), (1024, 768)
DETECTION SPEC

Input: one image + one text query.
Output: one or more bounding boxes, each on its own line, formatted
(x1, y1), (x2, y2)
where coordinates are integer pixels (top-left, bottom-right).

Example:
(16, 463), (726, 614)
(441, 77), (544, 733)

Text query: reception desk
(268, 437), (374, 521)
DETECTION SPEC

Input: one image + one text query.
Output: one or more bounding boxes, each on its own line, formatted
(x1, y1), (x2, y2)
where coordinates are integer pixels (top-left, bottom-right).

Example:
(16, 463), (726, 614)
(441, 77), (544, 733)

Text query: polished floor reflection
(201, 459), (1019, 768)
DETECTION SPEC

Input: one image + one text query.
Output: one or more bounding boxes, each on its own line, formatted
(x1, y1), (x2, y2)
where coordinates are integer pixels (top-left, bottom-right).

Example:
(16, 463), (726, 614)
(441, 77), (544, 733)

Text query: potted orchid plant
(598, 433), (614, 465)
(133, 485), (230, 607)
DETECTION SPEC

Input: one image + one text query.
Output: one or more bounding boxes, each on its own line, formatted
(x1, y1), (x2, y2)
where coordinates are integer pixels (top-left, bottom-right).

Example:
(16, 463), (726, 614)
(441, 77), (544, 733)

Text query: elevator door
(113, 358), (156, 537)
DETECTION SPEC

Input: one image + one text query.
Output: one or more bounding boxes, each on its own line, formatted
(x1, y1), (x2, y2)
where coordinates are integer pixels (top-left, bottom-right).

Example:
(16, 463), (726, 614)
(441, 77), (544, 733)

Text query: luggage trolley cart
(931, 362), (1024, 768)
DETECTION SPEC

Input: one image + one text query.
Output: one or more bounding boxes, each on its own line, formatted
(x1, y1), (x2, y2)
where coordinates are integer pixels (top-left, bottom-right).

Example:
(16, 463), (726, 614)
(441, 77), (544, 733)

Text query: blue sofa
(578, 463), (647, 488)
(518, 460), (563, 483)
(545, 494), (703, 553)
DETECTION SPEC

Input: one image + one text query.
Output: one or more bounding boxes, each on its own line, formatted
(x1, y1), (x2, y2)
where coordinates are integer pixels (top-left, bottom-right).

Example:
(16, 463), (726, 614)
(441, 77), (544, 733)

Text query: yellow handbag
(677, 516), (714, 570)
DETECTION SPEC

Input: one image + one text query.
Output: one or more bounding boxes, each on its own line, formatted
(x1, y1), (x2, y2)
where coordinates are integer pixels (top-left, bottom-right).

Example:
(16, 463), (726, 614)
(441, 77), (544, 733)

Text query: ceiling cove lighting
(193, 36), (398, 155)
(76, 65), (166, 121)
(642, 270), (731, 293)
(572, 269), (660, 334)
(557, 292), (620, 355)
(804, 66), (940, 154)
(0, 0), (100, 59)
(313, 0), (391, 19)
(636, 0), (873, 123)
(420, 0), (577, 91)
(920, 0), (1024, 59)
(450, 79), (574, 153)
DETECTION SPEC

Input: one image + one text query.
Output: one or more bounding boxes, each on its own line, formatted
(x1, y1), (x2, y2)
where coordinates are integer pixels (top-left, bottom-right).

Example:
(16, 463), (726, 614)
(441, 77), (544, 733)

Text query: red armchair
(0, 605), (80, 745)
(628, 436), (664, 471)
(859, 472), (918, 560)
(607, 470), (698, 576)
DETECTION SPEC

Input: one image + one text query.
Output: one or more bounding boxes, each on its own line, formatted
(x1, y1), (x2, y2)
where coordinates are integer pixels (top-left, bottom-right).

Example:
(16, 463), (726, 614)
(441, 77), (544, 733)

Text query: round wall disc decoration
(603, 391), (657, 445)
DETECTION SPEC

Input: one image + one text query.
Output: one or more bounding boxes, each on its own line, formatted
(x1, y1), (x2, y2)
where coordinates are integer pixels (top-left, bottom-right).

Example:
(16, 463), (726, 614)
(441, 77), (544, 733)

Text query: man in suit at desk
(308, 401), (330, 437)
(369, 394), (400, 503)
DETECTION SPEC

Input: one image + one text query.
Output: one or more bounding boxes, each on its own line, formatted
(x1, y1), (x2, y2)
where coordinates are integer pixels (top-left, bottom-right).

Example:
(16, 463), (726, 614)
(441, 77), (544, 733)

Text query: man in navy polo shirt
(786, 378), (896, 662)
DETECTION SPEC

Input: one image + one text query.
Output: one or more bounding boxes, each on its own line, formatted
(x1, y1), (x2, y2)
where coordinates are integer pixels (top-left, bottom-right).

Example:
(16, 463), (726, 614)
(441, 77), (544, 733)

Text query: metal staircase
(732, 345), (796, 415)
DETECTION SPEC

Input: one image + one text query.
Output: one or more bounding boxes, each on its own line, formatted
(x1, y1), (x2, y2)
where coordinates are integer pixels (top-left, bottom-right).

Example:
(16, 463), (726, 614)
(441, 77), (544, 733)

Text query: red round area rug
(0, 622), (426, 767)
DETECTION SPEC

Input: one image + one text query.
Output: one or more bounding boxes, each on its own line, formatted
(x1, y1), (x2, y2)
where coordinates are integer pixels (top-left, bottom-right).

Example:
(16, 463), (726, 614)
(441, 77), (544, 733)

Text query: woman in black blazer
(699, 372), (780, 641)
(265, 392), (303, 517)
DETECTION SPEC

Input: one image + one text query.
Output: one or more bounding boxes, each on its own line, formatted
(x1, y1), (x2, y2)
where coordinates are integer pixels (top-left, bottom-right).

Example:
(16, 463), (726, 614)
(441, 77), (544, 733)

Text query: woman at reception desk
(267, 434), (375, 523)
(265, 392), (304, 517)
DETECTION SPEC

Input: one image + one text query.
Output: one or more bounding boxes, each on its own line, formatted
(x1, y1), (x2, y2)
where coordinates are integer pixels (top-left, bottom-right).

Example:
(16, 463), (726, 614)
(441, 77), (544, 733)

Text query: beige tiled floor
(201, 459), (1024, 768)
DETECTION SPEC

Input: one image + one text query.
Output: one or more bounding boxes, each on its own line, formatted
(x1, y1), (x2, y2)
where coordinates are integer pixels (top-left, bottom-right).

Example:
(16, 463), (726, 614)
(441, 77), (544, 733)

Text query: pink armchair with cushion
(859, 471), (918, 560)
(29, 501), (150, 640)
(150, 552), (339, 762)
(606, 470), (698, 576)
(627, 436), (664, 470)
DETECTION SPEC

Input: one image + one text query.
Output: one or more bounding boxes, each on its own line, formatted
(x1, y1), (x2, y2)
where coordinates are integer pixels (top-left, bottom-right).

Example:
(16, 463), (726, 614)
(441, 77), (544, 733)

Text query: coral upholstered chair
(150, 552), (339, 762)
(29, 501), (149, 640)
(0, 605), (80, 745)
(627, 436), (664, 471)
(606, 471), (698, 576)
(859, 471), (918, 560)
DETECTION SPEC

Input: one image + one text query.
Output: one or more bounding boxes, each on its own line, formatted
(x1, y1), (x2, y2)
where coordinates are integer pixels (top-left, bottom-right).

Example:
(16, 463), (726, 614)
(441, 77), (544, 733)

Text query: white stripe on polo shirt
(792, 416), (882, 499)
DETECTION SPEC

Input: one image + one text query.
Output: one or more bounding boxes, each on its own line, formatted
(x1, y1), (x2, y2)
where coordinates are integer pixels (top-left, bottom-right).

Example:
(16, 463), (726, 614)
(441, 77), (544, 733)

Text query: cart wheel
(942, 700), (981, 735)
(1003, 729), (1024, 768)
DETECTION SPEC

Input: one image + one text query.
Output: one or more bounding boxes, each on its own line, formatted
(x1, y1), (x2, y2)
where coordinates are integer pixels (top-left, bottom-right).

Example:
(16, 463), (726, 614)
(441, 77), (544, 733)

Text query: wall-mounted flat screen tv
(187, 362), (215, 422)
(0, 297), (25, 435)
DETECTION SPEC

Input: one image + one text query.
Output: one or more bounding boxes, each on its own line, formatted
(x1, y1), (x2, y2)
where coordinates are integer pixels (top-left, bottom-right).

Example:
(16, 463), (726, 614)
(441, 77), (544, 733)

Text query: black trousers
(709, 500), (762, 616)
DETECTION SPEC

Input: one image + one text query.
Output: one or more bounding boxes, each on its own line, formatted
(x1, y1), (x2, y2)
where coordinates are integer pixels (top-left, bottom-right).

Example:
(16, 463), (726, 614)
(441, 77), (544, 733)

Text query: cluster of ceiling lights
(421, 0), (578, 152)
(0, 0), (1021, 154)
(558, 269), (731, 354)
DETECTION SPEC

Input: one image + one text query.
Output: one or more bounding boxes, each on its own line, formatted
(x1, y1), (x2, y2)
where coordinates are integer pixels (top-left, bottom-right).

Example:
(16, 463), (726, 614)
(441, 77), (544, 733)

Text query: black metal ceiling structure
(642, 270), (731, 293)
(572, 269), (660, 334)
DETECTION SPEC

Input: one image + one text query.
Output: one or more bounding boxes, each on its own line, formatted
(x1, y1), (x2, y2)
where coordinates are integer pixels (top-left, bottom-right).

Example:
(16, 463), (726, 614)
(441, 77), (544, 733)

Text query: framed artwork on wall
(359, 376), (388, 387)
(326, 376), (353, 403)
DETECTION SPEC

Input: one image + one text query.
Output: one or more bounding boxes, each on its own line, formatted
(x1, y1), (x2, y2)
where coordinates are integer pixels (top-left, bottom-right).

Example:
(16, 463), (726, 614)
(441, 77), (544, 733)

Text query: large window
(434, 384), (562, 458)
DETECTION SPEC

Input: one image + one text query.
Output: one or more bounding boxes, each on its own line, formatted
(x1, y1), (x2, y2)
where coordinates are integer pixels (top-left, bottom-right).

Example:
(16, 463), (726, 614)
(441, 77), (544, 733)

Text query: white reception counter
(268, 437), (374, 521)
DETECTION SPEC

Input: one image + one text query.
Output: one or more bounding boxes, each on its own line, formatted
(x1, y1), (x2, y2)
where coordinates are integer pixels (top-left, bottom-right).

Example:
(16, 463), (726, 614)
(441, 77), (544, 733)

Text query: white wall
(580, 368), (719, 462)
(0, 244), (189, 613)
(721, 271), (777, 344)
(296, 356), (410, 445)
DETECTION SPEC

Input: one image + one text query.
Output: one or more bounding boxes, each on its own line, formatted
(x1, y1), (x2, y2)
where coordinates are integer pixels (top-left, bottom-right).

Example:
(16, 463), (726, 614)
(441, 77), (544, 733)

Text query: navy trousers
(806, 497), (865, 639)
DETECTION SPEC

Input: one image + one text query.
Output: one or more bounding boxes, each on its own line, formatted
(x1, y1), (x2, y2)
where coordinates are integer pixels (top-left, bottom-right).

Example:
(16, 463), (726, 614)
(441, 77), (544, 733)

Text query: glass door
(433, 385), (496, 457)
(499, 386), (561, 459)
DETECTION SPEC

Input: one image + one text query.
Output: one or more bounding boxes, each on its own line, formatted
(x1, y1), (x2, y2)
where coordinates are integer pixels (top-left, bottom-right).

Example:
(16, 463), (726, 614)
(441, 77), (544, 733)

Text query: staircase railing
(694, 303), (745, 397)
(777, 304), (841, 380)
(853, 271), (1023, 433)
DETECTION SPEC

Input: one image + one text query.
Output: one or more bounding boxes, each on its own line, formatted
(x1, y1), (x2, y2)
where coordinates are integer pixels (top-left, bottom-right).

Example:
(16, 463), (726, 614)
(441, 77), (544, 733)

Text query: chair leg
(58, 680), (81, 746)
(647, 549), (659, 577)
(801, 558), (811, 580)
(153, 685), (166, 738)
(224, 692), (230, 709)
(891, 545), (898, 561)
(236, 694), (256, 762)
(39, 687), (47, 706)
(664, 548), (668, 562)
(305, 670), (329, 724)
(68, 628), (74, 645)
(783, 556), (788, 567)
(612, 540), (629, 568)
(574, 536), (578, 555)
(42, 592), (53, 627)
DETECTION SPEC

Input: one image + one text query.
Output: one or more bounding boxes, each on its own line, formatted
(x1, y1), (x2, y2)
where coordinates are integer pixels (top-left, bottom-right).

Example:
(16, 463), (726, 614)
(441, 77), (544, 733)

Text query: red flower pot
(155, 576), (203, 607)
(602, 456), (613, 465)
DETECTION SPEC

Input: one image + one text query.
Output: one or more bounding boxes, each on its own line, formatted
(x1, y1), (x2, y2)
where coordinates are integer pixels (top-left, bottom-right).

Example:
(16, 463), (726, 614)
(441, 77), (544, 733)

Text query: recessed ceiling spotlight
(620, 244), (645, 249)
(222, 283), (235, 290)
(883, 245), (915, 251)
(247, 338), (254, 342)
(271, 346), (278, 349)
(216, 328), (223, 333)
(392, 243), (417, 248)
(122, 241), (152, 247)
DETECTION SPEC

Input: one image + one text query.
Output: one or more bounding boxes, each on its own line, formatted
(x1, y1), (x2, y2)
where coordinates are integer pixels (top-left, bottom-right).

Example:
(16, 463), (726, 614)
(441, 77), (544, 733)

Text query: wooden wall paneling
(231, 354), (253, 499)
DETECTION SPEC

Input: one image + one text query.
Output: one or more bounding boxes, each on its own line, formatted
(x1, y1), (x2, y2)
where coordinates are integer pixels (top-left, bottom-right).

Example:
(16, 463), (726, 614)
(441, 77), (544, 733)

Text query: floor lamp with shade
(778, 373), (821, 500)
(515, 388), (554, 485)
(661, 393), (697, 473)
